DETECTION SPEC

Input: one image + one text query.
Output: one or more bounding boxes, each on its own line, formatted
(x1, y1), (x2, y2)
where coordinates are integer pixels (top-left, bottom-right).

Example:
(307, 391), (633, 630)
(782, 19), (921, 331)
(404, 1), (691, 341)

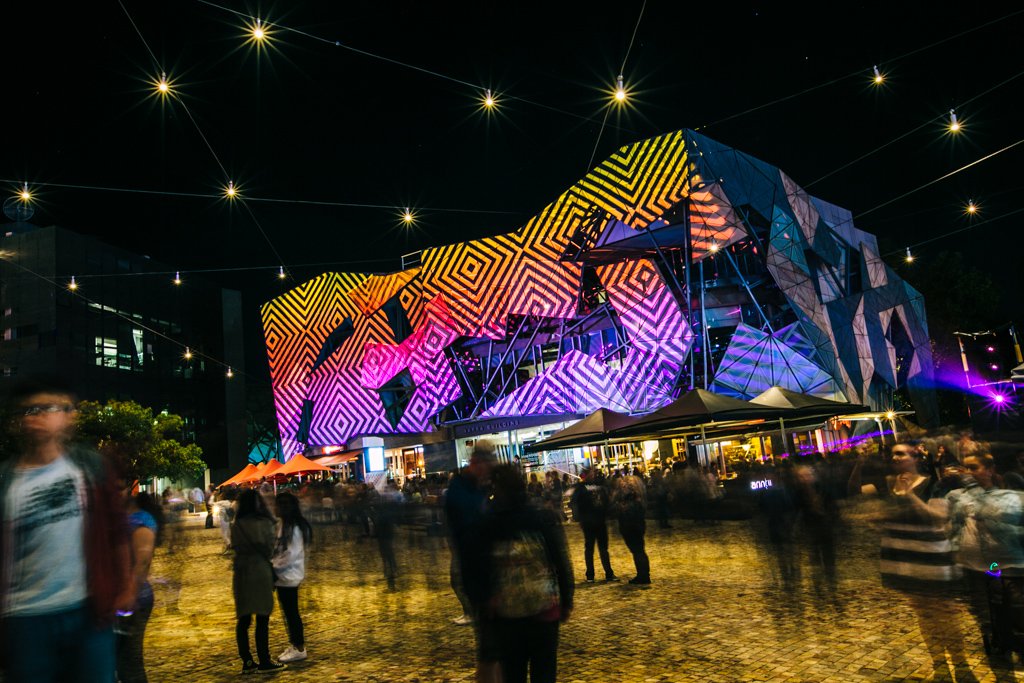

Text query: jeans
(581, 523), (614, 580)
(0, 605), (115, 682)
(276, 586), (304, 650)
(236, 614), (271, 664)
(116, 595), (154, 683)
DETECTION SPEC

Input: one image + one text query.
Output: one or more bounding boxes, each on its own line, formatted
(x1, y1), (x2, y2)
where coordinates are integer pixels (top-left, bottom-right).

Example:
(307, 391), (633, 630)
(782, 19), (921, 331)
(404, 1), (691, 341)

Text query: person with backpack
(272, 492), (313, 664)
(568, 468), (616, 583)
(473, 465), (574, 683)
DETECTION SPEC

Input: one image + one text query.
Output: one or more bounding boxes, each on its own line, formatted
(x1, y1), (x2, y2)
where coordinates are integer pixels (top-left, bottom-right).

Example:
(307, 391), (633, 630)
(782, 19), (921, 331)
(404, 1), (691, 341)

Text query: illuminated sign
(367, 446), (385, 472)
(750, 479), (772, 491)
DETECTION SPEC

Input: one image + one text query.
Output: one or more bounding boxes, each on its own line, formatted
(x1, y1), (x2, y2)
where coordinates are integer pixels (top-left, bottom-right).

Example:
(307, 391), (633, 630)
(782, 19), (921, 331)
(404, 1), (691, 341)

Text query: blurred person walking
(232, 489), (286, 673)
(0, 376), (133, 682)
(568, 468), (616, 583)
(116, 492), (163, 683)
(877, 443), (972, 682)
(946, 454), (1024, 665)
(444, 443), (499, 680)
(613, 472), (651, 585)
(474, 465), (574, 683)
(272, 492), (312, 664)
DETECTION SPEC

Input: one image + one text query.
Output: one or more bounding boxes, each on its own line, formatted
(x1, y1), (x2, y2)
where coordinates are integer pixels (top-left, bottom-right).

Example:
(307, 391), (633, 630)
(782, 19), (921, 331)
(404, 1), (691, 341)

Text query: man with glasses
(0, 376), (133, 682)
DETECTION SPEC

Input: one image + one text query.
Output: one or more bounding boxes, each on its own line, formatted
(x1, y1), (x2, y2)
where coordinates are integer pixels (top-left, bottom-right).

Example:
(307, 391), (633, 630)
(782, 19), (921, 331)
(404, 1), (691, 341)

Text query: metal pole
(778, 417), (788, 456)
(684, 202), (695, 391)
(699, 259), (710, 389)
(1011, 324), (1024, 364)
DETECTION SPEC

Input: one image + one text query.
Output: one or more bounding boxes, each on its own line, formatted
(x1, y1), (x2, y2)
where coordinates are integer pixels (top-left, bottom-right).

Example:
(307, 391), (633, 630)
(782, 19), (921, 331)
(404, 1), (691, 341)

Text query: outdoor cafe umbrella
(524, 408), (639, 454)
(218, 463), (257, 488)
(237, 458), (283, 484)
(609, 388), (780, 440)
(272, 453), (333, 477)
(750, 386), (870, 453)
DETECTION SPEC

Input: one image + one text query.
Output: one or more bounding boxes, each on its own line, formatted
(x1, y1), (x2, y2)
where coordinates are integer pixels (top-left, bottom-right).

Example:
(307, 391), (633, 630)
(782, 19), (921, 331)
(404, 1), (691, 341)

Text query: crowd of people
(4, 372), (1024, 682)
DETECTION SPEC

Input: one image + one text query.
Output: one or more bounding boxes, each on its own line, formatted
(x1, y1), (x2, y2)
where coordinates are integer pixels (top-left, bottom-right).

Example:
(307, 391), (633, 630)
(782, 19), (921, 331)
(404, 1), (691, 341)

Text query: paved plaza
(145, 500), (1024, 682)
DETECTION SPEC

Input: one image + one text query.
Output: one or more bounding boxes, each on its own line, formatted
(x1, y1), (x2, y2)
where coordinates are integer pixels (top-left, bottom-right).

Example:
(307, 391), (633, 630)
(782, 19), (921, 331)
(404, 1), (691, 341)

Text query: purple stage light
(987, 346), (996, 353)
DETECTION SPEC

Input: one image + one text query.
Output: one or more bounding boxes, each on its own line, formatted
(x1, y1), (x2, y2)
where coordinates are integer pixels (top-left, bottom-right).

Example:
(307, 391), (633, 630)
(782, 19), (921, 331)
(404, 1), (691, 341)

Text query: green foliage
(75, 399), (206, 483)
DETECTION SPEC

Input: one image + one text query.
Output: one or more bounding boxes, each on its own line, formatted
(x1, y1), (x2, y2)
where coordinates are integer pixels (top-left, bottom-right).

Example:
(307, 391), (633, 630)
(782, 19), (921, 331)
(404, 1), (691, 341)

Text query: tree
(75, 399), (206, 484)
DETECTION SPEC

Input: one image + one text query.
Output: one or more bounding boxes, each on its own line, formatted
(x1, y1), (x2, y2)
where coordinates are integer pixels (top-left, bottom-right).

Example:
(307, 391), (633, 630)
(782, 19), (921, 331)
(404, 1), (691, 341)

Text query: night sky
(5, 2), (1023, 382)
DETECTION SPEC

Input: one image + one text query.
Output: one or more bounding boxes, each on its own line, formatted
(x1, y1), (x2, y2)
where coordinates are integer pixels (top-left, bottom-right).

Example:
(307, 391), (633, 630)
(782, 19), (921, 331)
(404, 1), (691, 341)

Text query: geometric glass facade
(262, 129), (937, 456)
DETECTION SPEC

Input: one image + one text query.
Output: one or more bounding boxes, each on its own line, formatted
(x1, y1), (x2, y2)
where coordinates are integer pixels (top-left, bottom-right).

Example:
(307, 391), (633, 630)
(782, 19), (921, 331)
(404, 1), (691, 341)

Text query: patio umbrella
(610, 388), (781, 440)
(750, 386), (869, 454)
(273, 453), (333, 477)
(525, 408), (640, 454)
(218, 463), (257, 488)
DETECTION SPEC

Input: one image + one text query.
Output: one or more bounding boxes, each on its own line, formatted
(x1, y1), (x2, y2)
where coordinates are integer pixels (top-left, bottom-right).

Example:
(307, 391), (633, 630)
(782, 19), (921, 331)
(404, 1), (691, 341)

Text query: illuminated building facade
(261, 130), (938, 463)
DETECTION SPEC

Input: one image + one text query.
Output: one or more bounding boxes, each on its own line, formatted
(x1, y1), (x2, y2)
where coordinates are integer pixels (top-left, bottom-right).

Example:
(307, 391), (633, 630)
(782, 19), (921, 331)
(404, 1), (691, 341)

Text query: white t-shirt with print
(3, 454), (88, 617)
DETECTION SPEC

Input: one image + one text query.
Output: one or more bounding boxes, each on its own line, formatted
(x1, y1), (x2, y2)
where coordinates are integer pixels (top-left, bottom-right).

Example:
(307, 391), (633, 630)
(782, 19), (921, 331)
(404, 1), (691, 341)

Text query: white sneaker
(451, 614), (473, 626)
(278, 646), (307, 663)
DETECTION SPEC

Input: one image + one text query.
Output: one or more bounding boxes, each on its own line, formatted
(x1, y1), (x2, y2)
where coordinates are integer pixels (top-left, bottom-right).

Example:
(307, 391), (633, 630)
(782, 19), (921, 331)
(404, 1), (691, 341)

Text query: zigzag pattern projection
(262, 131), (695, 448)
(262, 128), (939, 449)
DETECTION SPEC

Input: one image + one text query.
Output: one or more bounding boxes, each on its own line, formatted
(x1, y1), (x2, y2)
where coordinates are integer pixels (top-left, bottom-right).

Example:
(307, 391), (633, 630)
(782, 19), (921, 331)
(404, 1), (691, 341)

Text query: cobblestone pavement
(145, 499), (1024, 682)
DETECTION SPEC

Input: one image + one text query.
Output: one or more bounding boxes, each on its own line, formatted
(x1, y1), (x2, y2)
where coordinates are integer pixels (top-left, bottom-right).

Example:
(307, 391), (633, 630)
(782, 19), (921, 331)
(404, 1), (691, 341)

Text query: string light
(226, 366), (234, 379)
(18, 183), (31, 202)
(708, 242), (720, 253)
(184, 347), (193, 361)
(252, 18), (266, 42)
(68, 275), (78, 291)
(154, 72), (172, 98)
(614, 74), (627, 102)
(904, 247), (914, 263)
(225, 181), (238, 199)
(277, 265), (286, 280)
(482, 88), (496, 109)
(948, 108), (961, 133)
(966, 200), (978, 214)
(872, 65), (884, 85)
(402, 207), (415, 224)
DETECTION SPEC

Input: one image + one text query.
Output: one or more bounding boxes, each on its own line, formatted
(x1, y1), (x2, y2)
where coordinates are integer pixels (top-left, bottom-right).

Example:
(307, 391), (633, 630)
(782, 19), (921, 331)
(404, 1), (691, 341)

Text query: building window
(95, 337), (118, 368)
(132, 328), (144, 369)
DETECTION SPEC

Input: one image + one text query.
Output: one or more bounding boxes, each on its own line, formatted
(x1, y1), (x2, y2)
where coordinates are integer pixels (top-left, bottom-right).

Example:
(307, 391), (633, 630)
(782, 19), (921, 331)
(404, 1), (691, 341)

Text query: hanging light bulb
(948, 109), (961, 133)
(184, 347), (193, 361)
(966, 200), (978, 215)
(402, 207), (415, 224)
(18, 182), (31, 202)
(253, 18), (265, 41)
(68, 275), (78, 291)
(872, 65), (884, 85)
(155, 72), (171, 97)
(173, 271), (182, 286)
(905, 247), (914, 263)
(226, 366), (234, 379)
(225, 181), (237, 199)
(482, 89), (496, 109)
(277, 265), (286, 280)
(708, 241), (720, 253)
(614, 74), (627, 102)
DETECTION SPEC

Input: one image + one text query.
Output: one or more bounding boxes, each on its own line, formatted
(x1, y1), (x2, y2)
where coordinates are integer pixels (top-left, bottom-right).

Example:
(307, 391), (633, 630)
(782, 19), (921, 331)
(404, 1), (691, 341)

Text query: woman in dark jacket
(231, 489), (285, 673)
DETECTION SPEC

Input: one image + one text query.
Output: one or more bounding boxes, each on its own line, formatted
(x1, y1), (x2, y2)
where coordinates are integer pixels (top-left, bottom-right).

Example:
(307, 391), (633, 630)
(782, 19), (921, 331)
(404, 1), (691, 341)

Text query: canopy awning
(749, 386), (869, 418)
(314, 450), (361, 466)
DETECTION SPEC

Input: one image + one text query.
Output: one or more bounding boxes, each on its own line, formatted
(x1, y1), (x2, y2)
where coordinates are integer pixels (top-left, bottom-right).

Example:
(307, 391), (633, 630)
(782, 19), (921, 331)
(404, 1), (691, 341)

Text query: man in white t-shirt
(0, 377), (133, 682)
